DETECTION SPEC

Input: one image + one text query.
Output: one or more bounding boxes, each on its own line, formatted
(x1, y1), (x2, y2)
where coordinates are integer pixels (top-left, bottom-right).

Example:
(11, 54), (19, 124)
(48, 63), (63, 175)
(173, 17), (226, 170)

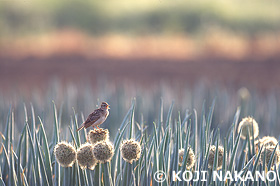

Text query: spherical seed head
(77, 143), (97, 170)
(260, 146), (280, 169)
(259, 136), (278, 147)
(54, 141), (76, 167)
(87, 128), (109, 144)
(178, 149), (185, 166)
(208, 145), (224, 170)
(238, 117), (259, 140)
(120, 139), (141, 164)
(178, 147), (196, 169)
(92, 141), (114, 163)
(238, 87), (251, 101)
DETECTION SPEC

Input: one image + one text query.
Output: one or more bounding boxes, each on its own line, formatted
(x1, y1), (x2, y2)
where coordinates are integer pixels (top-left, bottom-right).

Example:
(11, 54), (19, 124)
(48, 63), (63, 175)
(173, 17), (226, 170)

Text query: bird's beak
(107, 105), (110, 109)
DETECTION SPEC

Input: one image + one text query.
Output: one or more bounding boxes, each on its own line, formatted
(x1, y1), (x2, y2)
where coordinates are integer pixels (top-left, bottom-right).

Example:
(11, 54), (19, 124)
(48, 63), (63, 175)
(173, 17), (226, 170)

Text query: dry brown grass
(1, 30), (280, 94)
(1, 30), (280, 60)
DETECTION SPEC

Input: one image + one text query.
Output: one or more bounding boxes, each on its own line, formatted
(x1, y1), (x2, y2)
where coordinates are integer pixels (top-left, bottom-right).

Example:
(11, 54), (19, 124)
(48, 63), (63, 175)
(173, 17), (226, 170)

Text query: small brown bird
(77, 102), (110, 131)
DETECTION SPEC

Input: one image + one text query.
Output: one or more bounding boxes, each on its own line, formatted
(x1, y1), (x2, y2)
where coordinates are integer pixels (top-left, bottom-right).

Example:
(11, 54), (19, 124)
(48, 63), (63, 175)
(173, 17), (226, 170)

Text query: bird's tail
(76, 124), (84, 132)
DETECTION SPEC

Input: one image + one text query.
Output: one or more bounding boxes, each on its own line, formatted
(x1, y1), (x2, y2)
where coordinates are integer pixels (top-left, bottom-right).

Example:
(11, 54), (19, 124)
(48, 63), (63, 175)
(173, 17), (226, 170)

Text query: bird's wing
(83, 109), (101, 128)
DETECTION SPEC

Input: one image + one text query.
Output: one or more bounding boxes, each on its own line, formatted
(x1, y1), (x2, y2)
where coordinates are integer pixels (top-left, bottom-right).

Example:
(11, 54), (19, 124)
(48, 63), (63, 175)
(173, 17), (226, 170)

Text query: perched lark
(77, 102), (110, 131)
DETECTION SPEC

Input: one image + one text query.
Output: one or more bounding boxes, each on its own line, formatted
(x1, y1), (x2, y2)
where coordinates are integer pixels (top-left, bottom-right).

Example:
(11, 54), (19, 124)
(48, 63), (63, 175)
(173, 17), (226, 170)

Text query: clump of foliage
(0, 99), (280, 186)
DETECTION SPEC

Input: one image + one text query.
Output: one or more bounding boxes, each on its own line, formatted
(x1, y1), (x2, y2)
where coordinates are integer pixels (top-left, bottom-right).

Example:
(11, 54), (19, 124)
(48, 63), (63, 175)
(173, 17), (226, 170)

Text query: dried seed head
(54, 141), (76, 167)
(259, 136), (278, 147)
(208, 145), (224, 170)
(178, 147), (196, 169)
(92, 141), (114, 163)
(77, 143), (97, 170)
(260, 146), (280, 169)
(238, 117), (259, 140)
(238, 87), (251, 101)
(120, 139), (141, 164)
(87, 128), (109, 144)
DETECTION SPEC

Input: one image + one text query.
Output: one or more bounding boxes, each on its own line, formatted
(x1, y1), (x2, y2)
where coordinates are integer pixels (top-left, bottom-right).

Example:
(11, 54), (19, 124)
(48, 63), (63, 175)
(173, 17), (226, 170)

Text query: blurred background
(1, 0), (280, 138)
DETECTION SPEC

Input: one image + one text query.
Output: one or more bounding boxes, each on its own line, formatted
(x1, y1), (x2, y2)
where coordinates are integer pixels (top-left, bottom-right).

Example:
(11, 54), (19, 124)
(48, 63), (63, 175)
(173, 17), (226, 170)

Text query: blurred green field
(1, 0), (280, 36)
